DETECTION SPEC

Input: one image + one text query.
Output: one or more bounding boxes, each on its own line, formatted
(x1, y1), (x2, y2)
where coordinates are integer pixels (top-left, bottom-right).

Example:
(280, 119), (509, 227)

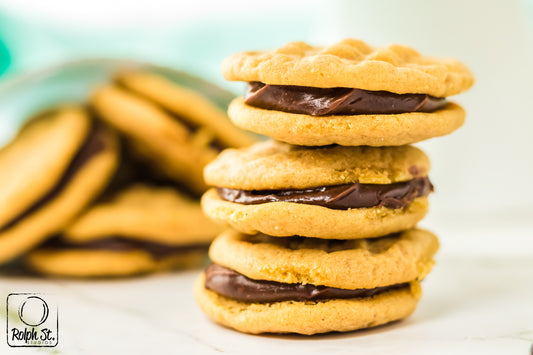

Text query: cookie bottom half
(229, 98), (465, 146)
(26, 249), (207, 278)
(202, 189), (428, 239)
(194, 273), (422, 335)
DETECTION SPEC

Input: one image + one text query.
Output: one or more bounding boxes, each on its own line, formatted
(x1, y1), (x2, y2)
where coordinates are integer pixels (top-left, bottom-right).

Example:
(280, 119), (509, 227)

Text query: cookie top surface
(64, 184), (223, 245)
(222, 39), (474, 97)
(209, 228), (439, 289)
(0, 107), (91, 229)
(204, 140), (430, 189)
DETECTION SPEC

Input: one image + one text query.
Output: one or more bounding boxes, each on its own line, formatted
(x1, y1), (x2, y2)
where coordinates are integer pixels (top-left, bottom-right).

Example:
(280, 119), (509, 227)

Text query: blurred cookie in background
(91, 71), (257, 195)
(25, 184), (224, 277)
(117, 72), (256, 149)
(0, 106), (119, 265)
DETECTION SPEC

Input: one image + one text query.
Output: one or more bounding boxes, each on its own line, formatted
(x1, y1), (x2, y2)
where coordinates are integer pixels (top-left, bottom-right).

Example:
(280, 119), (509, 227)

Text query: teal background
(0, 38), (9, 76)
(0, 10), (315, 90)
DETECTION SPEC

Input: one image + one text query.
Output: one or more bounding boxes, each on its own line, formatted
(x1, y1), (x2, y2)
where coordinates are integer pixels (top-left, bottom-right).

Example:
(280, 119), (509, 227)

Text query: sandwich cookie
(26, 184), (224, 277)
(202, 140), (432, 239)
(91, 71), (255, 194)
(223, 39), (474, 146)
(195, 228), (439, 334)
(0, 107), (119, 265)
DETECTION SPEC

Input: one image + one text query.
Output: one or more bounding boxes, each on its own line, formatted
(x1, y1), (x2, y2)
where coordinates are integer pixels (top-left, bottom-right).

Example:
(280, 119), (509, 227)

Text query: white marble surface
(1, 216), (532, 355)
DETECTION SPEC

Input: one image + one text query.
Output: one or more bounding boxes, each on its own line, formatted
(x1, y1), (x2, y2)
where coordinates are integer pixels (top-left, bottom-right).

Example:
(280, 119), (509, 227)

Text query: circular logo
(18, 296), (49, 327)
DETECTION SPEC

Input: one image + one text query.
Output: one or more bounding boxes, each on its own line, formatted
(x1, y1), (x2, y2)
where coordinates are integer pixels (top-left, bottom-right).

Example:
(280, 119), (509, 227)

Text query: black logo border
(6, 293), (59, 348)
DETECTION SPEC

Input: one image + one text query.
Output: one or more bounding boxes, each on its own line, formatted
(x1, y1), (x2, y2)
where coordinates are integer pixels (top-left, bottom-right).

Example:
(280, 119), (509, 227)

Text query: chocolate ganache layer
(39, 236), (209, 259)
(217, 177), (433, 210)
(0, 124), (106, 232)
(244, 82), (446, 116)
(205, 264), (408, 302)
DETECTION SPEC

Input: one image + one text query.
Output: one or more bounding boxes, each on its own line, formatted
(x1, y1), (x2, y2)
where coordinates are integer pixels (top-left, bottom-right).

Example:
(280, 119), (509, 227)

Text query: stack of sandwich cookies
(196, 39), (473, 334)
(197, 142), (436, 333)
(0, 107), (118, 265)
(27, 184), (224, 277)
(92, 71), (256, 194)
(224, 39), (473, 146)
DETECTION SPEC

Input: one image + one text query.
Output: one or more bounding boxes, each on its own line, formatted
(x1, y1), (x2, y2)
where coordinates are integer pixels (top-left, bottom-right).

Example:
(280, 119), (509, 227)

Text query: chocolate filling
(217, 177), (433, 210)
(0, 124), (107, 232)
(39, 236), (209, 259)
(205, 264), (408, 303)
(245, 82), (446, 116)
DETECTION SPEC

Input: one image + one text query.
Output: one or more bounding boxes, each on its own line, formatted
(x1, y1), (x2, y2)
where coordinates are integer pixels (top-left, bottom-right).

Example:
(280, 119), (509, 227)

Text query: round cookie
(228, 98), (465, 146)
(91, 85), (214, 194)
(222, 39), (474, 96)
(0, 107), (90, 230)
(195, 274), (422, 335)
(209, 229), (438, 289)
(202, 141), (431, 239)
(64, 184), (224, 245)
(92, 71), (255, 194)
(0, 108), (119, 265)
(25, 184), (223, 277)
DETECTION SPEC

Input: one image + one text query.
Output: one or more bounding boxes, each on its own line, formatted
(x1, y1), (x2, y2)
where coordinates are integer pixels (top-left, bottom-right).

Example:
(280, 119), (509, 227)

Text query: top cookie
(204, 140), (429, 189)
(222, 39), (474, 97)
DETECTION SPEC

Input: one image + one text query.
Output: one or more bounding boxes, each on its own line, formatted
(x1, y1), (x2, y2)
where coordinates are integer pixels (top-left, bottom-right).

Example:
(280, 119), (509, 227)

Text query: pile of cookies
(0, 71), (254, 277)
(195, 39), (473, 334)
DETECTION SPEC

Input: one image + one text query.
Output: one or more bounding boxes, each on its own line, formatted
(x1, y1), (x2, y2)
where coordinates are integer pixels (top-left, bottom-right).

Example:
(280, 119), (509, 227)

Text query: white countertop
(1, 213), (532, 355)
